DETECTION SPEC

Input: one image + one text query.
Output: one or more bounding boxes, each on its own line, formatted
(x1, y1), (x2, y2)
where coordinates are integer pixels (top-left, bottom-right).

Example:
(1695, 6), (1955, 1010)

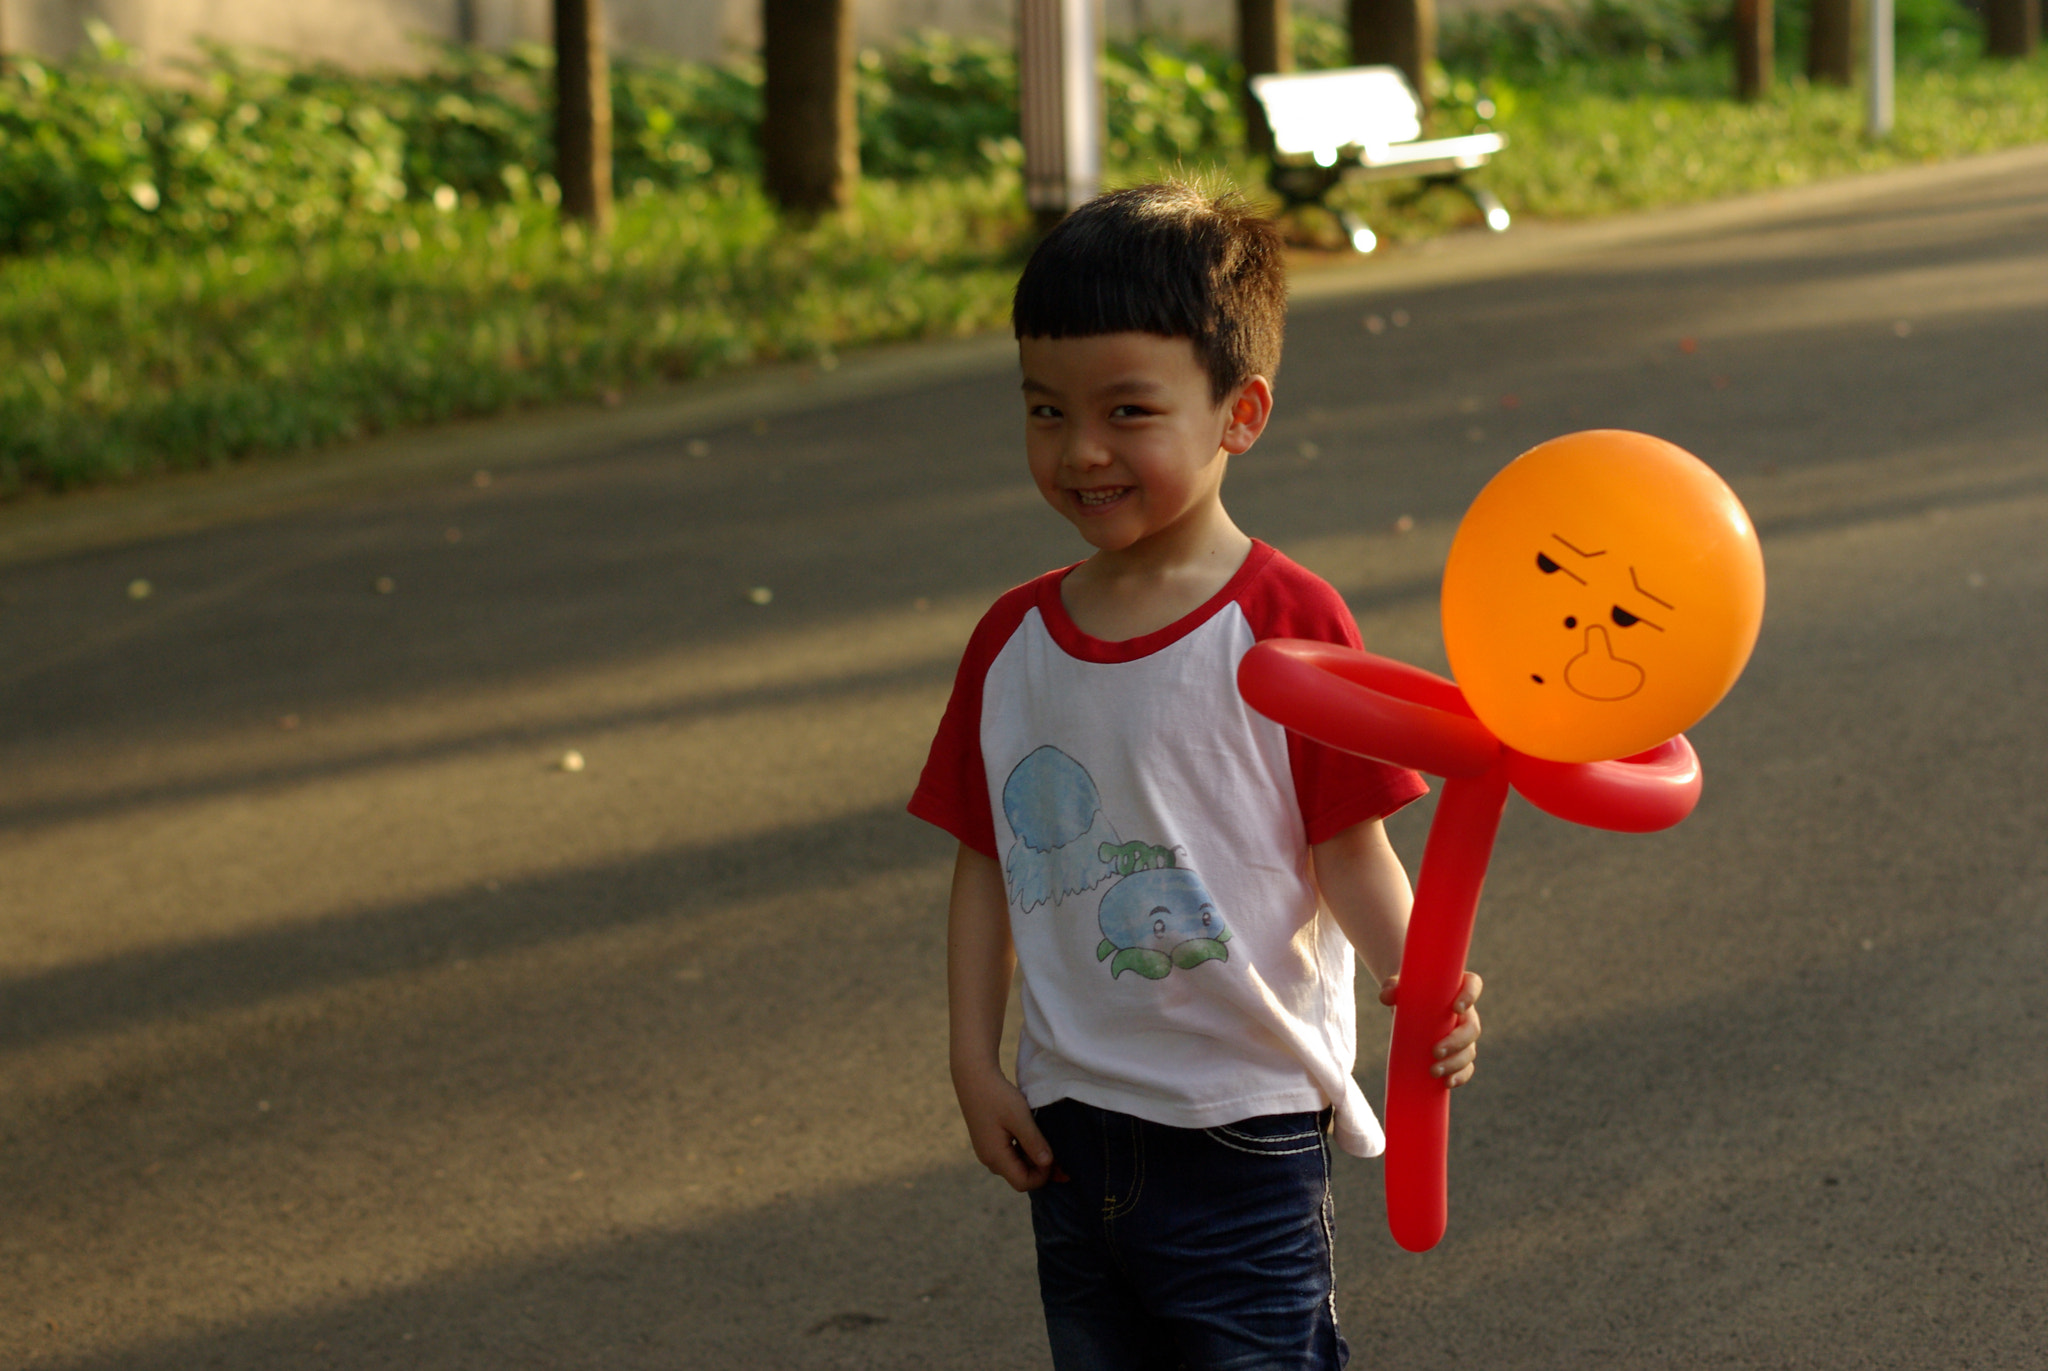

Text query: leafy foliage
(1441, 0), (1984, 78)
(0, 27), (1268, 254)
(0, 20), (2043, 494)
(856, 33), (1019, 178)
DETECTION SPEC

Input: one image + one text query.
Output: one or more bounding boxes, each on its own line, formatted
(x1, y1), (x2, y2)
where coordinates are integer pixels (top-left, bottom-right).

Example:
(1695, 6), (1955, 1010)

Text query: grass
(0, 177), (1026, 491)
(1307, 52), (2048, 244)
(3, 47), (2046, 496)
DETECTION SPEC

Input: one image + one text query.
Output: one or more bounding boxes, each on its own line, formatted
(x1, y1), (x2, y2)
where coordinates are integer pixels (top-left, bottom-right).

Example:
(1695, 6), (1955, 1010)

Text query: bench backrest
(1250, 66), (1424, 160)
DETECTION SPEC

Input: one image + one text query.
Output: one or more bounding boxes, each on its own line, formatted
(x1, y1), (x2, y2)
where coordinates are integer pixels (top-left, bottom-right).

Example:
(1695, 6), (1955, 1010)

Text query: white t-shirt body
(911, 541), (1424, 1157)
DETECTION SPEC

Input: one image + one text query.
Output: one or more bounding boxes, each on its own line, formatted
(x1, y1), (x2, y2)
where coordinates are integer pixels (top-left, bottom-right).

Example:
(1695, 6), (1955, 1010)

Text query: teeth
(1075, 488), (1126, 506)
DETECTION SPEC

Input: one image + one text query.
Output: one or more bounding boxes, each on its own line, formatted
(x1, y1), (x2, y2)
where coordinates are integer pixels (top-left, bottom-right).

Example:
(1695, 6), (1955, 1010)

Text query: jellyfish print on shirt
(1002, 746), (1121, 913)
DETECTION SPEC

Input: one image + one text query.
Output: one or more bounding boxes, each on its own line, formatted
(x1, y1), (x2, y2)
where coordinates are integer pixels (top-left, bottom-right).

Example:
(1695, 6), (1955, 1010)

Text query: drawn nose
(1564, 624), (1646, 701)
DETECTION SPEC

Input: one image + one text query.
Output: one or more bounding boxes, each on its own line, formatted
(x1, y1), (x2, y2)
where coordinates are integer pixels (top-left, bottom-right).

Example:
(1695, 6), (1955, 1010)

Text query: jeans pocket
(1201, 1110), (1327, 1157)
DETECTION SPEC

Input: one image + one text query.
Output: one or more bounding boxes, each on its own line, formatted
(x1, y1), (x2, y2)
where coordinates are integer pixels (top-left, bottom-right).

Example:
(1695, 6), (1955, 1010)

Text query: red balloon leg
(1384, 763), (1511, 1253)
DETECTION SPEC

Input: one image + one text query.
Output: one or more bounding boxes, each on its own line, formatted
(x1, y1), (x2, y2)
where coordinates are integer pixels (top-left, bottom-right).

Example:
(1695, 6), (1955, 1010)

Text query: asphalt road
(4, 146), (2046, 1370)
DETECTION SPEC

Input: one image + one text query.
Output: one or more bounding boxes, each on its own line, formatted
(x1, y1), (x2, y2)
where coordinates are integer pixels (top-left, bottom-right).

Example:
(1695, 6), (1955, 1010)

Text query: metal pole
(1867, 0), (1893, 138)
(1019, 0), (1101, 227)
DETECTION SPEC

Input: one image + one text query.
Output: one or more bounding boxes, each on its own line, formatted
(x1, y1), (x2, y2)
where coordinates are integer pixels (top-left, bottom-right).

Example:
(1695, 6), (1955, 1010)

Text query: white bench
(1250, 66), (1508, 253)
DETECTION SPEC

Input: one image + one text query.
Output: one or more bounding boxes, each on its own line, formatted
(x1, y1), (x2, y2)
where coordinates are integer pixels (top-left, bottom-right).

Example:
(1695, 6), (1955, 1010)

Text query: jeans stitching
(1104, 1113), (1145, 1221)
(1212, 1121), (1321, 1144)
(1318, 1131), (1340, 1333)
(1201, 1128), (1324, 1156)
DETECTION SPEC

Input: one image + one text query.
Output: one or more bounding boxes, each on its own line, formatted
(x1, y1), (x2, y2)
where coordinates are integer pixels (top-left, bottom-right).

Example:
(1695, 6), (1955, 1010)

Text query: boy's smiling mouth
(1072, 486), (1133, 508)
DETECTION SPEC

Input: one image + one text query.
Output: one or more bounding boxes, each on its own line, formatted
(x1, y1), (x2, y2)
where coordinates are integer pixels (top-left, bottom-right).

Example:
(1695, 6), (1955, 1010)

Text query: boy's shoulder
(959, 563), (1070, 654)
(1226, 543), (1363, 648)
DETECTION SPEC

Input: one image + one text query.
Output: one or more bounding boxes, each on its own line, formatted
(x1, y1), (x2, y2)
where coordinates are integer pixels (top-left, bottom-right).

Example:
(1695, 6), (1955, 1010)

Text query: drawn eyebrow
(1535, 551), (1587, 584)
(1550, 535), (1607, 558)
(1630, 566), (1675, 610)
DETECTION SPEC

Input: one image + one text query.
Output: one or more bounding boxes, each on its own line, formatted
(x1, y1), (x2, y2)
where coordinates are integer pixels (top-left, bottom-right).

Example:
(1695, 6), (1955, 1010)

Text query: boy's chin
(1062, 515), (1144, 554)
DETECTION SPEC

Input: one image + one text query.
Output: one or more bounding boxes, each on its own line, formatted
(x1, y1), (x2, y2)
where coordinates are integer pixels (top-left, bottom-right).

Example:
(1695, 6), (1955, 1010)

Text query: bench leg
(1467, 184), (1511, 233)
(1337, 208), (1378, 254)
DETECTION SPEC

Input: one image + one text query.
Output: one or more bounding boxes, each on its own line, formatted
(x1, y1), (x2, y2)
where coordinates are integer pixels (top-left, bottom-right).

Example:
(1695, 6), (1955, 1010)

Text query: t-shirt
(909, 540), (1427, 1157)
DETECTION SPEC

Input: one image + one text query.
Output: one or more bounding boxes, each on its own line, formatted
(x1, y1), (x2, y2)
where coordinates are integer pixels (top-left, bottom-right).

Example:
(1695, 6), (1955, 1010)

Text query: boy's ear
(1220, 376), (1275, 455)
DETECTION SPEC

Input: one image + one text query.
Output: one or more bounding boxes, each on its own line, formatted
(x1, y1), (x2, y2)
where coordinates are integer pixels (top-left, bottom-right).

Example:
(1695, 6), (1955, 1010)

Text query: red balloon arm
(1383, 763), (1511, 1253)
(1505, 735), (1703, 833)
(1237, 640), (1501, 779)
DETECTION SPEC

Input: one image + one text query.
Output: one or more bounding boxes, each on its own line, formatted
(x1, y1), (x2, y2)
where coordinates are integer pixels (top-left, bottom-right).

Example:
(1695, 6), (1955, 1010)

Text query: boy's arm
(1312, 819), (1484, 1087)
(947, 842), (1059, 1190)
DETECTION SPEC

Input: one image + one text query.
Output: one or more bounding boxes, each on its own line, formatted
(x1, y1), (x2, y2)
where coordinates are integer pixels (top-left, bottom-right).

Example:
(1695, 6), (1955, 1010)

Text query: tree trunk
(1807, 0), (1857, 84)
(1984, 0), (2040, 57)
(762, 0), (858, 216)
(1348, 0), (1435, 115)
(1734, 0), (1773, 102)
(554, 0), (613, 232)
(1239, 0), (1292, 159)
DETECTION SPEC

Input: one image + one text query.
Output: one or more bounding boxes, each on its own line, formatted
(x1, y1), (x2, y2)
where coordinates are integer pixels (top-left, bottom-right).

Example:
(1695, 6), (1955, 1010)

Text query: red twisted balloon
(1238, 639), (1701, 1252)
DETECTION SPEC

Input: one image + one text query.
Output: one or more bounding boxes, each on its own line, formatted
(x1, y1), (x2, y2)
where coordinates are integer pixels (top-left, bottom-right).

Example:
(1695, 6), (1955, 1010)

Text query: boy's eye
(1110, 404), (1153, 419)
(1028, 404), (1061, 419)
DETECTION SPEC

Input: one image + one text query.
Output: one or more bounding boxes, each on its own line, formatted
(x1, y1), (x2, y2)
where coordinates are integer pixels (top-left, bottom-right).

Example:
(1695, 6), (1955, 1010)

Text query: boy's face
(1019, 332), (1265, 557)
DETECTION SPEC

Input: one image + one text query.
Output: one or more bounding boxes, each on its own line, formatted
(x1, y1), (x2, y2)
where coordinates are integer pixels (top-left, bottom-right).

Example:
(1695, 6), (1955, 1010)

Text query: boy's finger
(1010, 1112), (1057, 1173)
(1439, 1004), (1482, 1048)
(1002, 1140), (1053, 1192)
(1454, 970), (1485, 1013)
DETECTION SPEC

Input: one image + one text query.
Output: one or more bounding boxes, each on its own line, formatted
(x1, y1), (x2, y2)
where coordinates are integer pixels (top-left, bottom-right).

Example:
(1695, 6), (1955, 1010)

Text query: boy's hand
(953, 1064), (1062, 1192)
(1377, 971), (1484, 1088)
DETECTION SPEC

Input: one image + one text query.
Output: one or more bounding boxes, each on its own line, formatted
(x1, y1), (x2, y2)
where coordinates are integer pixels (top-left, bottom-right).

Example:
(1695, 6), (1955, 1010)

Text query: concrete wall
(1, 0), (1402, 72)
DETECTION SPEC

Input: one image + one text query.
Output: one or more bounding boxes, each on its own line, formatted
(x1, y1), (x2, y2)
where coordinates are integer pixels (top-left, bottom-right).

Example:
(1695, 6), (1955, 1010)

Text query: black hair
(1011, 182), (1286, 404)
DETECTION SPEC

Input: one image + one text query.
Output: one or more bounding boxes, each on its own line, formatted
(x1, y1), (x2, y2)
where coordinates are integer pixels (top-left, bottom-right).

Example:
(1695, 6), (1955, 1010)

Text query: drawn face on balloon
(1440, 430), (1765, 764)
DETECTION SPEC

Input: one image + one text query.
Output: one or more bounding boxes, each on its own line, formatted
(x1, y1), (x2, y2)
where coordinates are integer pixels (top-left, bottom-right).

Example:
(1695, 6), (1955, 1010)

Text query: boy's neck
(1060, 498), (1254, 643)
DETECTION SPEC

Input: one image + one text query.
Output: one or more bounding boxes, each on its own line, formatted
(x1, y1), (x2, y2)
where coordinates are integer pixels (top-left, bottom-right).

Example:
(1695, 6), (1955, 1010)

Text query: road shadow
(4, 169), (2045, 770)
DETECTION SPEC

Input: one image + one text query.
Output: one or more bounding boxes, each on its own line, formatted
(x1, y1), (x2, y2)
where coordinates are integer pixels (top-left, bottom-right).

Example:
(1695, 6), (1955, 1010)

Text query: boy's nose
(1063, 427), (1114, 469)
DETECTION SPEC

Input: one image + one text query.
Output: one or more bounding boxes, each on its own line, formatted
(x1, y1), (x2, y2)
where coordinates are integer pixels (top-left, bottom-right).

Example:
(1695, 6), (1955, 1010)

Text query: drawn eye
(1153, 918), (1167, 935)
(1612, 605), (1641, 627)
(1537, 552), (1561, 574)
(1201, 909), (1213, 926)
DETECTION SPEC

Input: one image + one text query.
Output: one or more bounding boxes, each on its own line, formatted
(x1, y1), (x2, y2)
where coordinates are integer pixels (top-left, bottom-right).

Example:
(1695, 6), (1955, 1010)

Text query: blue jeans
(1028, 1098), (1349, 1371)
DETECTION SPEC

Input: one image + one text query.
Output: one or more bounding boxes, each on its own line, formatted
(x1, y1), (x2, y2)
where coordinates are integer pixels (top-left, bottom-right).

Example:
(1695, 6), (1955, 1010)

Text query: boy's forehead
(1018, 331), (1207, 391)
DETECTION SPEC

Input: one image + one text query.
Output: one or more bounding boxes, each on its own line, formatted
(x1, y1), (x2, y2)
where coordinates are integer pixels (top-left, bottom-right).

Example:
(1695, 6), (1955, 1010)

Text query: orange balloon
(1440, 430), (1765, 764)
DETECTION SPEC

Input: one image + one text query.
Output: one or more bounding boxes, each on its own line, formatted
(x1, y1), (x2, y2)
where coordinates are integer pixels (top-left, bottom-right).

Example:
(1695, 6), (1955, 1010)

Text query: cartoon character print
(1002, 745), (1233, 982)
(1002, 746), (1121, 913)
(1094, 865), (1231, 981)
(1098, 840), (1182, 876)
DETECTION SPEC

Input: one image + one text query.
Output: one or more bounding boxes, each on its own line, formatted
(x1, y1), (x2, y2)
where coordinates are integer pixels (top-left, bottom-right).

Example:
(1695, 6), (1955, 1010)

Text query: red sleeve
(906, 577), (1048, 859)
(1238, 546), (1430, 844)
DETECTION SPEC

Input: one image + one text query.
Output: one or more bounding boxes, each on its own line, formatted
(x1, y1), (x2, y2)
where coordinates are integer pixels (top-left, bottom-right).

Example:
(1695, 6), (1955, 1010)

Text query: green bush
(0, 27), (1273, 254)
(2, 18), (2044, 497)
(1442, 0), (1984, 79)
(0, 30), (765, 252)
(856, 33), (1018, 178)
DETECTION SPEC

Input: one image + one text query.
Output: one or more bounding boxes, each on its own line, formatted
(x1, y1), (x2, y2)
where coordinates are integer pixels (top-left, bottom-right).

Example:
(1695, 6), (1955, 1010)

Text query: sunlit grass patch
(1, 31), (2044, 497)
(0, 175), (1028, 492)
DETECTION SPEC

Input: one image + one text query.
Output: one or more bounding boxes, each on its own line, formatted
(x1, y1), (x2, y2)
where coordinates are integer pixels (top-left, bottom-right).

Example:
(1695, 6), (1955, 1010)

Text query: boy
(908, 183), (1482, 1369)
